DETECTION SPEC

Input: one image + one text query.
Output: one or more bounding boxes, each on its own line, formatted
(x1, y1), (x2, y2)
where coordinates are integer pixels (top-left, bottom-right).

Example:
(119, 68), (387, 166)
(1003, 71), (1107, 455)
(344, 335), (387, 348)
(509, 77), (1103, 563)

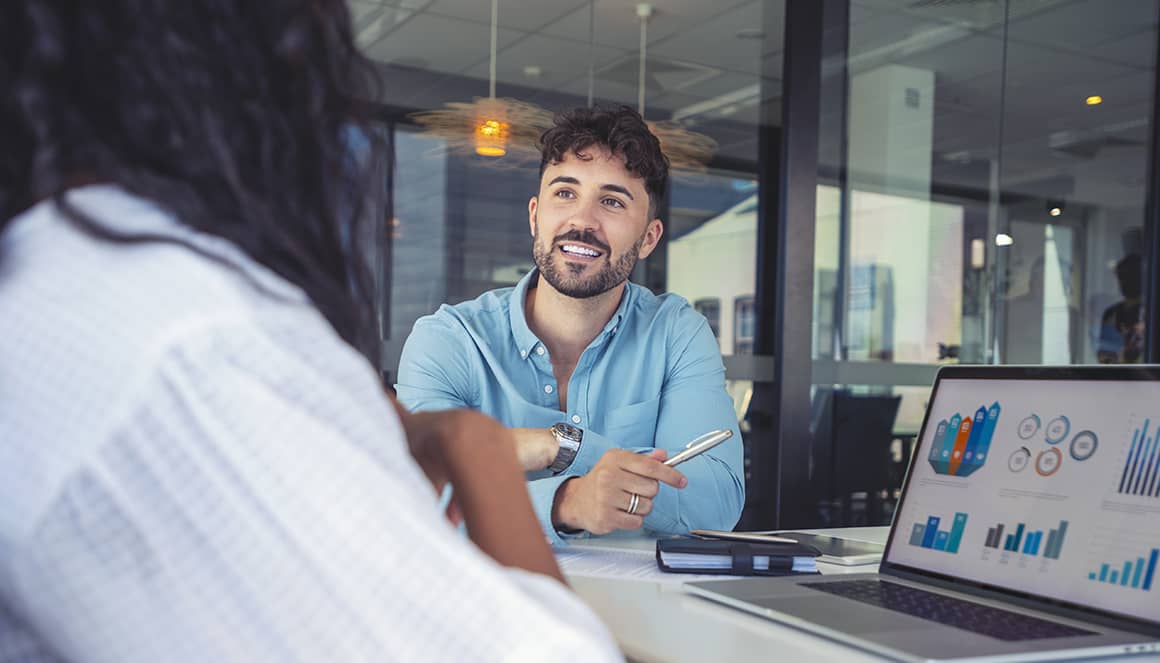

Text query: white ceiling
(352, 0), (1159, 209)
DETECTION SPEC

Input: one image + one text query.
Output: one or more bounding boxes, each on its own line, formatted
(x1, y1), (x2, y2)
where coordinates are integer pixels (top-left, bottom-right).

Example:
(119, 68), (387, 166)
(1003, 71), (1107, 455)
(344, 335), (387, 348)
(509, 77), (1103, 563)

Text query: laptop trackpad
(753, 596), (923, 635)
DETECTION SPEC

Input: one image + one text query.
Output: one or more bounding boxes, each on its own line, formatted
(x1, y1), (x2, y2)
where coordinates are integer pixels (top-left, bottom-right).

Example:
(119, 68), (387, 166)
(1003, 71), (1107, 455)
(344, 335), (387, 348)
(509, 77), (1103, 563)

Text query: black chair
(811, 388), (902, 526)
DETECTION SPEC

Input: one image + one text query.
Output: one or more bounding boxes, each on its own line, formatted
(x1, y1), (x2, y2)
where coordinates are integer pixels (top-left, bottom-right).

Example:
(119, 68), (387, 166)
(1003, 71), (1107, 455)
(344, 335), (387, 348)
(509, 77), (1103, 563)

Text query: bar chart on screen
(1087, 548), (1157, 592)
(907, 512), (968, 554)
(982, 519), (1068, 559)
(1118, 418), (1160, 498)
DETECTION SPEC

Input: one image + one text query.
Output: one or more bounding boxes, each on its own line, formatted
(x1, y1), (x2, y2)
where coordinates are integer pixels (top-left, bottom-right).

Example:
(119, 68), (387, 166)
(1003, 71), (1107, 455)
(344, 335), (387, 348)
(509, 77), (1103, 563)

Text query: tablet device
(771, 531), (883, 565)
(691, 530), (883, 565)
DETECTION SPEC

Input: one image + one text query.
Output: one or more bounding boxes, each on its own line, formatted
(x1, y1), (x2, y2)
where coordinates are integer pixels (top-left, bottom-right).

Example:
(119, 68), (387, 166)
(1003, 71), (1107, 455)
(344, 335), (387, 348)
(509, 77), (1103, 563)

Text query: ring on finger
(627, 492), (641, 515)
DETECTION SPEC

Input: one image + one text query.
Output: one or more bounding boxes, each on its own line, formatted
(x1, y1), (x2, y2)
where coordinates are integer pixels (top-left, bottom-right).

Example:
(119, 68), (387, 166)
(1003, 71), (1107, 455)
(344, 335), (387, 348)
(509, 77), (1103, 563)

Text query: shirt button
(571, 414), (581, 424)
(520, 350), (527, 359)
(544, 385), (554, 394)
(535, 346), (546, 356)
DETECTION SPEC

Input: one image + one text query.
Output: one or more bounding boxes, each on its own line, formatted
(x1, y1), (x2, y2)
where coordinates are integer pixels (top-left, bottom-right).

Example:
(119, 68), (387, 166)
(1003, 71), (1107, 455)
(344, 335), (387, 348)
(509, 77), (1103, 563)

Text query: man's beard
(532, 220), (645, 299)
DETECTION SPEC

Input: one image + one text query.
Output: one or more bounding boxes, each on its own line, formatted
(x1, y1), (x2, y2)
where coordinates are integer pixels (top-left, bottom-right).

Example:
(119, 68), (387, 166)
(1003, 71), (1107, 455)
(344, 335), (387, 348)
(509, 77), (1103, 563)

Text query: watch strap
(549, 423), (583, 474)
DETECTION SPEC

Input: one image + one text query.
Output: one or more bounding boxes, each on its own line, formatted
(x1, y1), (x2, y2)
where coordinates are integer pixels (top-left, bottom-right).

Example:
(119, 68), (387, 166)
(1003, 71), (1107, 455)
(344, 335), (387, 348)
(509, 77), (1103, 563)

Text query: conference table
(561, 527), (1160, 663)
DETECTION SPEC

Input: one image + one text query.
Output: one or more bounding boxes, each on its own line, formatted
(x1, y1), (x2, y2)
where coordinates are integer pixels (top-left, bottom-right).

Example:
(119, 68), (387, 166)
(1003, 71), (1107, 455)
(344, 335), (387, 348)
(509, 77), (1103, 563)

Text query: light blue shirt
(396, 270), (745, 544)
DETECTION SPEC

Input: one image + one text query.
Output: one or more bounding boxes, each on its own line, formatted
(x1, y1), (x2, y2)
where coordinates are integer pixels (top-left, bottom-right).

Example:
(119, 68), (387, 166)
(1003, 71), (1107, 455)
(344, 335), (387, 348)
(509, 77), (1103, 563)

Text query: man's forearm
(510, 427), (558, 471)
(642, 452), (744, 533)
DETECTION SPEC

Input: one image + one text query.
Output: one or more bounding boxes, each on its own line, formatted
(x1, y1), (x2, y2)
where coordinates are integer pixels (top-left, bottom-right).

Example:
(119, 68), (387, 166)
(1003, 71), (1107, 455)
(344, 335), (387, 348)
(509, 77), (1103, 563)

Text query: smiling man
(396, 106), (744, 543)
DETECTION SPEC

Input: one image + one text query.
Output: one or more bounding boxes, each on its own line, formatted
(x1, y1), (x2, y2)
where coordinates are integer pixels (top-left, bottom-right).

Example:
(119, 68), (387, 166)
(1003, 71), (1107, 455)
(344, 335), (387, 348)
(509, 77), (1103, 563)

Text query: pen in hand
(664, 429), (733, 467)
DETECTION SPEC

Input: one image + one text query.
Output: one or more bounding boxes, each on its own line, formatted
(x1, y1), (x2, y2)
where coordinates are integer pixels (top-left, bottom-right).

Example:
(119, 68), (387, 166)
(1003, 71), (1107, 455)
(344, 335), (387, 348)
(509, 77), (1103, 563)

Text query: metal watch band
(548, 423), (583, 474)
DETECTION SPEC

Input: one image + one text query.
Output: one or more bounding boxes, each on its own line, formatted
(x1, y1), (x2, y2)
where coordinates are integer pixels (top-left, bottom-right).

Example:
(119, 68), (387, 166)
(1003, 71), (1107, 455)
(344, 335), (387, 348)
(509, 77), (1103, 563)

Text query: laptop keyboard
(801, 580), (1095, 641)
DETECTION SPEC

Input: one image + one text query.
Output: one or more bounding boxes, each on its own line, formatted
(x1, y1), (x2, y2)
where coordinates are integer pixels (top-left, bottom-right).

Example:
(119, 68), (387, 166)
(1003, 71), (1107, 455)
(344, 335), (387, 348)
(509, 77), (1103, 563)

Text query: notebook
(685, 365), (1160, 662)
(655, 538), (819, 575)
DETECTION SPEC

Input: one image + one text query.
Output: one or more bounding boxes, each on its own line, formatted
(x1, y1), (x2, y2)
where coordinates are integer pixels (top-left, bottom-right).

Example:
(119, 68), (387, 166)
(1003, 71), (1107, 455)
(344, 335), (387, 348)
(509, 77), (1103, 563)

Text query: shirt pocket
(600, 397), (661, 448)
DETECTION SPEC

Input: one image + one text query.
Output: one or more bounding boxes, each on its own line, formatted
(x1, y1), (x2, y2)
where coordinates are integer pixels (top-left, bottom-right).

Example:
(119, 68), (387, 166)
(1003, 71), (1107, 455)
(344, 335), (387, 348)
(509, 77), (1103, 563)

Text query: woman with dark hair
(0, 2), (617, 660)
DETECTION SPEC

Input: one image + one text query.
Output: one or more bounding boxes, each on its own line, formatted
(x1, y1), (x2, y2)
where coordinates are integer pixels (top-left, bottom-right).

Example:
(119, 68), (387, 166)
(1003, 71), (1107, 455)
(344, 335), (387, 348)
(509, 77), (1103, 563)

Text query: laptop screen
(886, 368), (1160, 626)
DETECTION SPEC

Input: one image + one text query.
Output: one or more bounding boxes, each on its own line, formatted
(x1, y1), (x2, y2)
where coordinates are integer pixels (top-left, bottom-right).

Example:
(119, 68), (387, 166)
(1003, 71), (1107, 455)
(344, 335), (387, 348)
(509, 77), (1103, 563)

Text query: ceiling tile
(540, 0), (754, 51)
(648, 2), (767, 75)
(1003, 0), (1159, 52)
(363, 12), (525, 73)
(462, 33), (629, 91)
(426, 0), (587, 32)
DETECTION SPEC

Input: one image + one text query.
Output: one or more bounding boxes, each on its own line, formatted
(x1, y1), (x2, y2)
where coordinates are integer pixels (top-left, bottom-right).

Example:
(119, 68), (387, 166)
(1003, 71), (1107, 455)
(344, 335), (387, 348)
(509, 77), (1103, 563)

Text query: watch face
(553, 423), (582, 442)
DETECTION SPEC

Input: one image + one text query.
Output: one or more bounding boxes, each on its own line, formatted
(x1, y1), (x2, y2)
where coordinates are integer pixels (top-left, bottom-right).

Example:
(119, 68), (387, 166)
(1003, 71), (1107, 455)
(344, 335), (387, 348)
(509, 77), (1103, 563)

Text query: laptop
(686, 365), (1160, 662)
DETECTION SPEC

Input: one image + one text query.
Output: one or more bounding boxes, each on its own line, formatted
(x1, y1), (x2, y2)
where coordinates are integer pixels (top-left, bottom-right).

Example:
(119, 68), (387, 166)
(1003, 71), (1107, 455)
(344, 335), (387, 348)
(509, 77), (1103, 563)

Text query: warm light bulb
(474, 118), (509, 157)
(1049, 207), (1062, 217)
(1086, 95), (1103, 106)
(995, 233), (1014, 247)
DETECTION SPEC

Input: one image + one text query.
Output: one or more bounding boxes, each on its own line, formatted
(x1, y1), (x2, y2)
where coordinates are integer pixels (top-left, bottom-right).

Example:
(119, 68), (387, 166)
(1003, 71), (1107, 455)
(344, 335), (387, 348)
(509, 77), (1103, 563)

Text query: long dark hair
(0, 0), (384, 364)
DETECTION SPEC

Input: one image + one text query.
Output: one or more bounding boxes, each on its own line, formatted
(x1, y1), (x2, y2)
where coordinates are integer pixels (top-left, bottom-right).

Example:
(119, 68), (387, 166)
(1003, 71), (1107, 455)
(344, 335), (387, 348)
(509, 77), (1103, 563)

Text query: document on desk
(555, 547), (731, 584)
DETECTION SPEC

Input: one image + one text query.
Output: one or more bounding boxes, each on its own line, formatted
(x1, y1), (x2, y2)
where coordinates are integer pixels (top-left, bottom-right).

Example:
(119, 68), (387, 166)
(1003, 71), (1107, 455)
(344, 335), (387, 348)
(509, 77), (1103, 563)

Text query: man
(397, 106), (744, 543)
(1098, 253), (1144, 364)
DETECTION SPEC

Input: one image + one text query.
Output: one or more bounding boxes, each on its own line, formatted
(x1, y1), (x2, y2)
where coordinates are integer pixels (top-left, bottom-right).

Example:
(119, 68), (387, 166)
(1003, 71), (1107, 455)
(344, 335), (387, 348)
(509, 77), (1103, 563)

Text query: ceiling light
(410, 0), (552, 163)
(995, 233), (1014, 247)
(474, 119), (510, 157)
(1086, 95), (1103, 106)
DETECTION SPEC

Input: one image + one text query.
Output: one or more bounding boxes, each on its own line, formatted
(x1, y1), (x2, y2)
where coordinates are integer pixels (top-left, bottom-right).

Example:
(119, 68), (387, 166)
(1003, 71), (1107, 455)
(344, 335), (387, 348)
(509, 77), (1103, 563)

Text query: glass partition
(811, 0), (1158, 526)
(361, 0), (786, 512)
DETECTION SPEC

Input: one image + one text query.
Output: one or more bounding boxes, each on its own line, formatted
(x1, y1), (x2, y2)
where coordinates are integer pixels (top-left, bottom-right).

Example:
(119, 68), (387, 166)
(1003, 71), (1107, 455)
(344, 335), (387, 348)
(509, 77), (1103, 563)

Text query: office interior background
(353, 0), (1160, 529)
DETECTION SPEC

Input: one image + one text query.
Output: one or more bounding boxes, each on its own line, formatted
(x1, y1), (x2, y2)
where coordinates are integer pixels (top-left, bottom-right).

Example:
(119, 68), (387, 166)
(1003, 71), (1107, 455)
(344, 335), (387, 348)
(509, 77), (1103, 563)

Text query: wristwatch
(548, 422), (583, 474)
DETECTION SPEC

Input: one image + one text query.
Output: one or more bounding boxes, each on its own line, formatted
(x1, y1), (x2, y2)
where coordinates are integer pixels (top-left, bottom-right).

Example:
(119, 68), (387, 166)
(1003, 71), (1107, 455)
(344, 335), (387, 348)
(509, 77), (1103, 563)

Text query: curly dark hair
(538, 106), (669, 219)
(0, 0), (384, 364)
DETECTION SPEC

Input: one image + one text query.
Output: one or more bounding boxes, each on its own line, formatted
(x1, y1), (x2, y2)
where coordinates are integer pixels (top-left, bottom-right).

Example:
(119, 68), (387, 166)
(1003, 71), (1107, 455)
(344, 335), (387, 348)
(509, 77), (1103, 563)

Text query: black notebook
(656, 538), (822, 576)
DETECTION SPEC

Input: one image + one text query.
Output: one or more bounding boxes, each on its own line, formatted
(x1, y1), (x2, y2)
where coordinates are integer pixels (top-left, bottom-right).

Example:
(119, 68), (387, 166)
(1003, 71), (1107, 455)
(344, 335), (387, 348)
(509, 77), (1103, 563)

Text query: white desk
(562, 528), (1160, 663)
(564, 527), (890, 662)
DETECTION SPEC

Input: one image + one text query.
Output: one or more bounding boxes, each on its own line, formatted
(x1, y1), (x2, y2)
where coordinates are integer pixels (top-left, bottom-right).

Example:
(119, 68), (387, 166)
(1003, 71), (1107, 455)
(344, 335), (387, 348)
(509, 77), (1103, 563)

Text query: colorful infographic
(1118, 418), (1160, 498)
(908, 512), (968, 554)
(928, 402), (1001, 476)
(1007, 412), (1097, 477)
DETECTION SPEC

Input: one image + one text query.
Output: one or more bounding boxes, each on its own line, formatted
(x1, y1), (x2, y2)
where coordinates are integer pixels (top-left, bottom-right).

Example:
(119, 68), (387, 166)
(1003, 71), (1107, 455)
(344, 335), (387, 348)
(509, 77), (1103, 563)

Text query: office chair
(811, 388), (902, 526)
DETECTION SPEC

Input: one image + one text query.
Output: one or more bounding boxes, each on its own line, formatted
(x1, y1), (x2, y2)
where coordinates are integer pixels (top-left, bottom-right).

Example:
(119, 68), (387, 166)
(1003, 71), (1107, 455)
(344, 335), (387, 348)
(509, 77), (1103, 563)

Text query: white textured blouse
(0, 186), (619, 662)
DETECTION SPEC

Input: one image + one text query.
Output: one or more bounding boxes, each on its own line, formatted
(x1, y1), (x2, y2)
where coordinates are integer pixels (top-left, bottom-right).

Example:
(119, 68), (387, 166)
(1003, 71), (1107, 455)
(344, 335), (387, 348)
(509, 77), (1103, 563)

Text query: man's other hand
(551, 449), (687, 535)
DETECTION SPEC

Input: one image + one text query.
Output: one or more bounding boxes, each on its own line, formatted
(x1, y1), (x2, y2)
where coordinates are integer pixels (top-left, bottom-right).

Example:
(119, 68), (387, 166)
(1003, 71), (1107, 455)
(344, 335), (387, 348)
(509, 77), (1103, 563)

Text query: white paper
(555, 546), (729, 584)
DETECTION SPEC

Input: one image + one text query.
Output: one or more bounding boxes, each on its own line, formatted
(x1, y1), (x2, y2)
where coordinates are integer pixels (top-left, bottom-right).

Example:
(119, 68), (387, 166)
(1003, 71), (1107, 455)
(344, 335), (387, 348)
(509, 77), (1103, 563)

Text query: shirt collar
(508, 269), (634, 359)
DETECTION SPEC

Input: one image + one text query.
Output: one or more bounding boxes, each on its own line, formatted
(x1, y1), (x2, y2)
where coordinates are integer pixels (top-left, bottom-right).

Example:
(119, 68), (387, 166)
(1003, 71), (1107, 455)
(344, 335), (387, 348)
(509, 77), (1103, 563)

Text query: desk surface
(563, 528), (1160, 663)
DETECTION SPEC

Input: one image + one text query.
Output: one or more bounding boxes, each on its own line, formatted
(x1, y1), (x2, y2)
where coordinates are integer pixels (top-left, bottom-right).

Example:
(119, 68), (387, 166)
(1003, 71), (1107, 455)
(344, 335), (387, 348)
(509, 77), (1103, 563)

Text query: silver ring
(627, 492), (640, 515)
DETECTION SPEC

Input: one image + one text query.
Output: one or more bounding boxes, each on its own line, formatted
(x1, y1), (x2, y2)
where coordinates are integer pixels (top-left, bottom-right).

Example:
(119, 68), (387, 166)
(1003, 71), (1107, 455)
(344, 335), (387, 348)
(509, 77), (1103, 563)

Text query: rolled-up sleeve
(641, 314), (745, 535)
(396, 312), (476, 413)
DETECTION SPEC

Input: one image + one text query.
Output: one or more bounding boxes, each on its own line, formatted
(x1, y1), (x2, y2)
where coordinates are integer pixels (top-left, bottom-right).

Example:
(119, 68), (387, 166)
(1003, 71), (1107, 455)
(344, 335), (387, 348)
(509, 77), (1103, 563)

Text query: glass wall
(810, 0), (1158, 525)
(358, 1), (786, 511)
(358, 0), (1159, 528)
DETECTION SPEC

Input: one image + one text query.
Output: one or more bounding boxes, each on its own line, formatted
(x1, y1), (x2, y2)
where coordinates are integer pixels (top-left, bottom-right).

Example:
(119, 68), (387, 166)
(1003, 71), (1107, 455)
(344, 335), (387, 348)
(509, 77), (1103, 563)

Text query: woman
(0, 1), (617, 660)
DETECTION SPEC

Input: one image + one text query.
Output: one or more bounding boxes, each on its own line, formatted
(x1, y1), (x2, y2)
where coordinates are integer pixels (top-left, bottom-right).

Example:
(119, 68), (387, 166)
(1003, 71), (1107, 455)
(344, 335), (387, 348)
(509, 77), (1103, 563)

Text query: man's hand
(551, 449), (687, 535)
(511, 428), (559, 472)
